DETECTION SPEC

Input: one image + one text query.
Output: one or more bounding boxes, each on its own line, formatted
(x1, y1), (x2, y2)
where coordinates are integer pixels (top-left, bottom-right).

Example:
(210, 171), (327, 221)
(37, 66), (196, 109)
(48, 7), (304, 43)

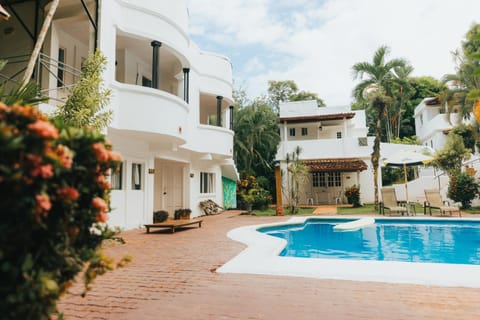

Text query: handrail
(0, 52), (82, 101)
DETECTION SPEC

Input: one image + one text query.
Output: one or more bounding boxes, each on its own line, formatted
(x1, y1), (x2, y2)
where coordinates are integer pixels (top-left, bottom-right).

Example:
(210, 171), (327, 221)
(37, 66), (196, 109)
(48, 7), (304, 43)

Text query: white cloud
(188, 0), (480, 106)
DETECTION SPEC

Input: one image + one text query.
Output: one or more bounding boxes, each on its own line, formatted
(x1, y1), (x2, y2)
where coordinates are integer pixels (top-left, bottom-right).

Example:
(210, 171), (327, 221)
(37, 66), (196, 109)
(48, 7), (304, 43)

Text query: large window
(200, 172), (215, 194)
(111, 162), (124, 190)
(131, 163), (143, 190)
(312, 172), (341, 187)
(312, 172), (326, 187)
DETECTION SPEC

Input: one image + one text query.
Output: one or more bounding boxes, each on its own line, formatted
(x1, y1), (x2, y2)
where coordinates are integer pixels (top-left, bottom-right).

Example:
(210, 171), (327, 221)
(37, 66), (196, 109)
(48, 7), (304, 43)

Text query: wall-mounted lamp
(189, 173), (194, 178)
(148, 168), (155, 174)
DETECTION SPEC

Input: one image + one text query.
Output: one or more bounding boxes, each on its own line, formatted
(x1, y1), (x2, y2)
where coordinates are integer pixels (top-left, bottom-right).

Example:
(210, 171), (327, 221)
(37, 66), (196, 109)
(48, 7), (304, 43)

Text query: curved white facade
(0, 0), (239, 230)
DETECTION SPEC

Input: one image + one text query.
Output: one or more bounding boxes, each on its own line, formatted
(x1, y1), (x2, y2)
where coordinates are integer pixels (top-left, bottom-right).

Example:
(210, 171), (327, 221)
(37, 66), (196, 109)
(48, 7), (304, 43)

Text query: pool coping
(216, 215), (480, 288)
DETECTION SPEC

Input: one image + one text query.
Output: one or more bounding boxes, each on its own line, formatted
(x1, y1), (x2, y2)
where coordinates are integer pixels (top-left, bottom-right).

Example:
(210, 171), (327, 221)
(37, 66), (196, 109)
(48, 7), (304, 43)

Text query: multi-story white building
(414, 96), (474, 150)
(276, 100), (434, 205)
(276, 100), (374, 204)
(0, 0), (238, 229)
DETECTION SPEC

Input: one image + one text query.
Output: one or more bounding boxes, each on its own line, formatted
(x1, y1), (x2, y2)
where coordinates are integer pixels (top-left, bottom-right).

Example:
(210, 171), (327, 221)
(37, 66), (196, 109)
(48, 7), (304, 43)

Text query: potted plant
(345, 185), (361, 207)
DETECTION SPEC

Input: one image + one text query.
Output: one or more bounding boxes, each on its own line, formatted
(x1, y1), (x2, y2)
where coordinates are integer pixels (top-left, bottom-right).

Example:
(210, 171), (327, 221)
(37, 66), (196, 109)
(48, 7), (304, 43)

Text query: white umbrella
(383, 147), (433, 203)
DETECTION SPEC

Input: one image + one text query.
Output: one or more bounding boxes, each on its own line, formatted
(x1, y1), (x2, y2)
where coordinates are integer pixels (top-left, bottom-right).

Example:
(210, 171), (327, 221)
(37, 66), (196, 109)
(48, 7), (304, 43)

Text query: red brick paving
(58, 210), (480, 319)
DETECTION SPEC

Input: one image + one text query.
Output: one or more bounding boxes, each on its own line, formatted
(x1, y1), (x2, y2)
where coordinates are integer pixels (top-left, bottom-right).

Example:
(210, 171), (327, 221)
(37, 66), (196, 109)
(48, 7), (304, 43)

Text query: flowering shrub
(345, 184), (361, 207)
(0, 104), (128, 319)
(448, 171), (479, 209)
(237, 175), (271, 211)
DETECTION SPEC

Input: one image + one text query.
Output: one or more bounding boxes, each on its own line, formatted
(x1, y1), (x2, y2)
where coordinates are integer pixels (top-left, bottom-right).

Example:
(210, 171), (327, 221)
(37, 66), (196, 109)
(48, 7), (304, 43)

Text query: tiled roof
(303, 158), (368, 172)
(279, 113), (355, 123)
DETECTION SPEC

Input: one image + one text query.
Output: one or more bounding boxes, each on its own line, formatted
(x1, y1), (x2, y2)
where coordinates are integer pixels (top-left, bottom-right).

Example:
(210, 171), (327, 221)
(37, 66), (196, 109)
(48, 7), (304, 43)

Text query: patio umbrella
(383, 148), (433, 203)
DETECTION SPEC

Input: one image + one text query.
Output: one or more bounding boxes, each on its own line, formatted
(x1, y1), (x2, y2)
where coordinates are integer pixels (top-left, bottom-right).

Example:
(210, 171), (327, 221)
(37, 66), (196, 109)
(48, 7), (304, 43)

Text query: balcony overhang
(303, 158), (368, 172)
(279, 113), (355, 124)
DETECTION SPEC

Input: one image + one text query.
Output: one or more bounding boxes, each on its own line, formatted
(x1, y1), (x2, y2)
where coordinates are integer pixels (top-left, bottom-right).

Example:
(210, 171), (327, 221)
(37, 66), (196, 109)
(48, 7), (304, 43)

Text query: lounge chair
(144, 218), (203, 233)
(380, 187), (408, 216)
(424, 189), (461, 217)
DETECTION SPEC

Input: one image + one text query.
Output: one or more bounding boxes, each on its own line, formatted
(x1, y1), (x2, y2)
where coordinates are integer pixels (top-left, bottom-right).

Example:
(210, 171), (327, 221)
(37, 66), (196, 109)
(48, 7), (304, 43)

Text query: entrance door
(156, 160), (184, 216)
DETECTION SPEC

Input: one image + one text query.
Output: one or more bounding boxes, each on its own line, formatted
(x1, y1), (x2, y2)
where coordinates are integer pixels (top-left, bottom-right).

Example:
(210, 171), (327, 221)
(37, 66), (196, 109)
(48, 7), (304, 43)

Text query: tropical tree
(285, 146), (309, 214)
(233, 99), (280, 180)
(267, 80), (325, 112)
(432, 132), (471, 176)
(442, 23), (480, 124)
(352, 45), (410, 209)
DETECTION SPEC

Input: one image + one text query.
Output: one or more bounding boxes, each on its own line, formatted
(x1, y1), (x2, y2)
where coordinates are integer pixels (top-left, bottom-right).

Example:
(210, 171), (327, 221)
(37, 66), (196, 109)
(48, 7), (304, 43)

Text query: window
(57, 47), (66, 87)
(328, 172), (341, 187)
(131, 163), (143, 190)
(312, 172), (326, 187)
(111, 162), (124, 190)
(301, 128), (308, 136)
(142, 76), (152, 87)
(289, 128), (296, 136)
(420, 114), (424, 126)
(312, 172), (341, 187)
(336, 132), (342, 139)
(200, 172), (215, 194)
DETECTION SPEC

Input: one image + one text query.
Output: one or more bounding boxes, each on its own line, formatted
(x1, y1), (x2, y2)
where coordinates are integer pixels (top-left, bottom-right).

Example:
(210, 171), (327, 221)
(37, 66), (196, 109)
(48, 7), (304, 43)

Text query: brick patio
(58, 210), (480, 320)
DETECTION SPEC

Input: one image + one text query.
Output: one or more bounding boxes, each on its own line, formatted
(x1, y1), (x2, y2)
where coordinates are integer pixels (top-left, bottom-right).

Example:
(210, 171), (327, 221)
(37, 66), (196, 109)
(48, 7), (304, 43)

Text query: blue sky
(187, 0), (480, 106)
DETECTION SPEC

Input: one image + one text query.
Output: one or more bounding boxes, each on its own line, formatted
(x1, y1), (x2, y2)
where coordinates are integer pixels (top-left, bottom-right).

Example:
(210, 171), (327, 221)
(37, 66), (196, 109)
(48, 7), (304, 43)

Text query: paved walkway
(58, 210), (480, 320)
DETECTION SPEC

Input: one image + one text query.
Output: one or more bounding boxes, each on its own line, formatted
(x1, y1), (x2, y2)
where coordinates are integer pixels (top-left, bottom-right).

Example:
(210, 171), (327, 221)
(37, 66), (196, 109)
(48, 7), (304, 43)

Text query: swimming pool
(260, 219), (480, 265)
(217, 216), (480, 287)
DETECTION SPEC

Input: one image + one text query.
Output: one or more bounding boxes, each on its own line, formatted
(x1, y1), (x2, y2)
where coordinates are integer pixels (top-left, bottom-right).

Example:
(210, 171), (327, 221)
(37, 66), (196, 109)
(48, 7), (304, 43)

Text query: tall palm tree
(352, 45), (409, 209)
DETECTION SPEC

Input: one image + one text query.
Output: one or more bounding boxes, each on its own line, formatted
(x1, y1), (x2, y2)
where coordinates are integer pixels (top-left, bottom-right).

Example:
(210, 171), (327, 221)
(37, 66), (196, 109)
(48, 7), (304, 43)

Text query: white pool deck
(217, 216), (480, 288)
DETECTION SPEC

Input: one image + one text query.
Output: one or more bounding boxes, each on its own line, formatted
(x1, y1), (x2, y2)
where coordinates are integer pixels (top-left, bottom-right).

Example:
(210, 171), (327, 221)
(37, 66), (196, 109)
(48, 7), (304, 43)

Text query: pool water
(261, 219), (480, 265)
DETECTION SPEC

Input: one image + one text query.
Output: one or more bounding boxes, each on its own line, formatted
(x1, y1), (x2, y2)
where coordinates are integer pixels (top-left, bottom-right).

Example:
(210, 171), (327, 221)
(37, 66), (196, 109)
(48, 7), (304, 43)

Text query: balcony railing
(0, 52), (81, 103)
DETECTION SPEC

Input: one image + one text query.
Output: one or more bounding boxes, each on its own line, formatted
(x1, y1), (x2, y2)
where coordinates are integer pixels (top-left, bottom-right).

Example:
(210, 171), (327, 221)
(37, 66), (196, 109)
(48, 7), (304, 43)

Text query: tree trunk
(371, 102), (386, 211)
(21, 0), (59, 87)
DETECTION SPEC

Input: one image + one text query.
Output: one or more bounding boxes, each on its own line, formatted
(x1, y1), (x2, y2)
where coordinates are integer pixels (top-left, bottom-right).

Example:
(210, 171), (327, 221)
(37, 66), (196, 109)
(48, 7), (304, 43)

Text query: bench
(144, 218), (203, 233)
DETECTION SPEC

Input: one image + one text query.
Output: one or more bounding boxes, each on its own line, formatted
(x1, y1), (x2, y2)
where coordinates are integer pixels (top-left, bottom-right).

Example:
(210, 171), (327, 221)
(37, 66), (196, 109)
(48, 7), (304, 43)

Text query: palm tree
(352, 45), (409, 209)
(233, 101), (280, 176)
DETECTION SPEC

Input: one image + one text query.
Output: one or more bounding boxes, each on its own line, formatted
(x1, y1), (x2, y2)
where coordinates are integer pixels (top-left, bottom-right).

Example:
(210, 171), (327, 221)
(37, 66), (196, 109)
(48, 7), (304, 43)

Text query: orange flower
(35, 194), (51, 215)
(92, 197), (108, 213)
(97, 174), (110, 190)
(92, 143), (109, 162)
(56, 187), (80, 201)
(54, 145), (74, 169)
(27, 120), (58, 139)
(96, 211), (108, 223)
(31, 164), (54, 179)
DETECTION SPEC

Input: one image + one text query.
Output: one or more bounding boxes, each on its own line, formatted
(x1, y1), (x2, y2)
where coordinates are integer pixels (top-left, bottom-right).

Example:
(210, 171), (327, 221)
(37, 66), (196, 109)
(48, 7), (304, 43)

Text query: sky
(186, 0), (480, 107)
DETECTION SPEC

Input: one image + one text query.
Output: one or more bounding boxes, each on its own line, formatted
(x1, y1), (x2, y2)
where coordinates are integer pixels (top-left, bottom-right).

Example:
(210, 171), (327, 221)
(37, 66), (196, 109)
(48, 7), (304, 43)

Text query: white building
(276, 100), (374, 204)
(414, 96), (474, 150)
(276, 100), (436, 205)
(0, 0), (238, 229)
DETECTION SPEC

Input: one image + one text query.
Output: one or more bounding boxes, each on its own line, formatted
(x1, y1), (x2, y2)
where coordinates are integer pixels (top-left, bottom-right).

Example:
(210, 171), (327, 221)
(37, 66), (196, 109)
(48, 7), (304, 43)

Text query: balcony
(195, 51), (233, 99)
(182, 124), (234, 157)
(115, 0), (189, 54)
(110, 82), (188, 143)
(277, 137), (374, 160)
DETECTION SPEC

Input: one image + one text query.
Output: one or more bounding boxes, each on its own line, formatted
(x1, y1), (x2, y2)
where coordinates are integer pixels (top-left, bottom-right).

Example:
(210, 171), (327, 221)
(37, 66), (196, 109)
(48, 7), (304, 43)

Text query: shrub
(345, 185), (361, 207)
(0, 104), (128, 319)
(448, 171), (479, 209)
(237, 175), (272, 211)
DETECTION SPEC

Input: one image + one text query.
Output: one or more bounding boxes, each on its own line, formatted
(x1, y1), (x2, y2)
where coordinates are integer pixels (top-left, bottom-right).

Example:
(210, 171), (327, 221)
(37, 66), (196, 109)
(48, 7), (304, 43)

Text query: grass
(249, 207), (315, 216)
(337, 204), (378, 215)
(247, 203), (480, 216)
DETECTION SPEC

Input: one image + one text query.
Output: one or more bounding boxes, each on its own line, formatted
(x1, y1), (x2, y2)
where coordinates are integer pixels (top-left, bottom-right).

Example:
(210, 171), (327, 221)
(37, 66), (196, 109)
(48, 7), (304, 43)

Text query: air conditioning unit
(358, 137), (368, 146)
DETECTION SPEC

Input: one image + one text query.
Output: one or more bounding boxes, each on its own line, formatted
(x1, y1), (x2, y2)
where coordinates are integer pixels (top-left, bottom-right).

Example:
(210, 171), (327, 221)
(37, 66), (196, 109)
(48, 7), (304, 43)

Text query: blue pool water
(260, 219), (480, 265)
